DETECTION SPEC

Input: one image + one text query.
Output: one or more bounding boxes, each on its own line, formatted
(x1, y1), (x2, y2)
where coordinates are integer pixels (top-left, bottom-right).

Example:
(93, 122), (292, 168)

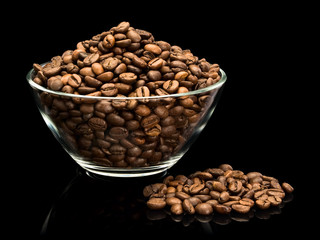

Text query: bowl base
(85, 169), (168, 181)
(81, 164), (170, 178)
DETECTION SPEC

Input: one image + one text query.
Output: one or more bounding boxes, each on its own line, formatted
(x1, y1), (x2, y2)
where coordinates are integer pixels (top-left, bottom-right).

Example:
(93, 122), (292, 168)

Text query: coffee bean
(163, 80), (179, 93)
(68, 74), (82, 88)
(144, 164), (294, 218)
(109, 127), (129, 139)
(144, 44), (162, 55)
(135, 104), (151, 116)
(101, 83), (118, 96)
(148, 57), (163, 70)
(232, 204), (251, 214)
(136, 86), (150, 98)
(181, 199), (194, 215)
(102, 34), (115, 48)
(195, 203), (213, 215)
(113, 21), (130, 33)
(256, 199), (271, 210)
(47, 76), (63, 91)
(88, 117), (107, 131)
(282, 182), (294, 193)
(171, 203), (183, 215)
(83, 52), (99, 66)
(147, 198), (166, 210)
(119, 72), (137, 85)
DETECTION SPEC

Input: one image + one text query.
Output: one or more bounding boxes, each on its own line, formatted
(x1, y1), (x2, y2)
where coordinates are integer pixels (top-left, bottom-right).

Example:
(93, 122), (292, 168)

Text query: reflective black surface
(7, 3), (310, 238)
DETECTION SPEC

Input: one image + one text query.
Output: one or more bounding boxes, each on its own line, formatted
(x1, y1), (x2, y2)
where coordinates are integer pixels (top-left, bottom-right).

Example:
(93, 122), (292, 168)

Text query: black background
(5, 2), (312, 238)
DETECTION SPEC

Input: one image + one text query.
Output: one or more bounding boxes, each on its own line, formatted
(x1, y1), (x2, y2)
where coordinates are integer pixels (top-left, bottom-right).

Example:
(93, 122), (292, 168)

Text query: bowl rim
(26, 64), (227, 100)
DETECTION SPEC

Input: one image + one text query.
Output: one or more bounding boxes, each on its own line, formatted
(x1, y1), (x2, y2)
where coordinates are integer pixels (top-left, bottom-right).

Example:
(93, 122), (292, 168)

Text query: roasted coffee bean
(144, 164), (294, 216)
(163, 80), (179, 93)
(136, 86), (150, 97)
(101, 83), (118, 96)
(182, 199), (195, 214)
(195, 203), (213, 215)
(47, 76), (63, 91)
(144, 44), (162, 55)
(119, 72), (137, 84)
(171, 203), (183, 215)
(88, 117), (107, 131)
(68, 74), (82, 88)
(102, 34), (115, 48)
(232, 204), (251, 214)
(109, 127), (129, 139)
(147, 198), (166, 210)
(282, 182), (294, 193)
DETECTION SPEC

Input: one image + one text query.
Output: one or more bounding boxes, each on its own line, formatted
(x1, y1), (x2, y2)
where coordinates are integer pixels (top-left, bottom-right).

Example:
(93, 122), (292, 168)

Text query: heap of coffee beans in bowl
(143, 164), (294, 215)
(32, 21), (221, 94)
(31, 21), (223, 168)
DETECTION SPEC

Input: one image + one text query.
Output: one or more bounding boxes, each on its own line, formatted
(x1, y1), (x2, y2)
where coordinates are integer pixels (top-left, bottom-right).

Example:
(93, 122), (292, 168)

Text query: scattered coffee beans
(31, 21), (223, 168)
(143, 164), (294, 215)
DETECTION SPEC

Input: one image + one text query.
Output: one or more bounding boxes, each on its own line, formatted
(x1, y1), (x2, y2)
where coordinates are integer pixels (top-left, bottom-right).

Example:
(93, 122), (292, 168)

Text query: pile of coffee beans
(143, 164), (294, 215)
(31, 21), (223, 168)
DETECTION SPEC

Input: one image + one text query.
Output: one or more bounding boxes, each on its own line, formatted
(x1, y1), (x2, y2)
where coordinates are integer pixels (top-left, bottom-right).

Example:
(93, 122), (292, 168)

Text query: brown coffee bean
(163, 80), (179, 93)
(282, 182), (294, 193)
(113, 21), (130, 33)
(96, 71), (114, 82)
(148, 57), (163, 70)
(182, 199), (195, 214)
(239, 198), (255, 207)
(119, 72), (137, 85)
(102, 34), (115, 48)
(256, 199), (271, 210)
(91, 63), (104, 75)
(147, 198), (166, 210)
(267, 195), (282, 206)
(213, 204), (231, 214)
(171, 203), (183, 215)
(68, 74), (82, 88)
(114, 63), (127, 75)
(136, 86), (150, 97)
(154, 105), (169, 119)
(102, 57), (120, 71)
(218, 191), (230, 203)
(144, 124), (161, 136)
(109, 127), (129, 139)
(165, 197), (180, 206)
(88, 117), (107, 131)
(126, 30), (141, 43)
(228, 180), (243, 193)
(141, 114), (160, 128)
(147, 70), (162, 81)
(189, 183), (205, 195)
(232, 204), (251, 214)
(83, 52), (99, 66)
(175, 191), (190, 200)
(47, 76), (63, 91)
(101, 83), (118, 96)
(144, 44), (162, 55)
(174, 71), (188, 80)
(135, 104), (151, 116)
(106, 113), (125, 126)
(132, 56), (147, 68)
(84, 76), (102, 88)
(195, 203), (213, 215)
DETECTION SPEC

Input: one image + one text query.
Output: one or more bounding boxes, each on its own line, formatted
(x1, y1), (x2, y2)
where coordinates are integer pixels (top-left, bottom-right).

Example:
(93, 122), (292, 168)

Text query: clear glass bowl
(26, 65), (226, 177)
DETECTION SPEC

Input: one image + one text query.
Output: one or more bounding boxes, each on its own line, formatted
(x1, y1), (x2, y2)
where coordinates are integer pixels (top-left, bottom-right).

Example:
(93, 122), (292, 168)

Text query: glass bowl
(26, 65), (226, 177)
